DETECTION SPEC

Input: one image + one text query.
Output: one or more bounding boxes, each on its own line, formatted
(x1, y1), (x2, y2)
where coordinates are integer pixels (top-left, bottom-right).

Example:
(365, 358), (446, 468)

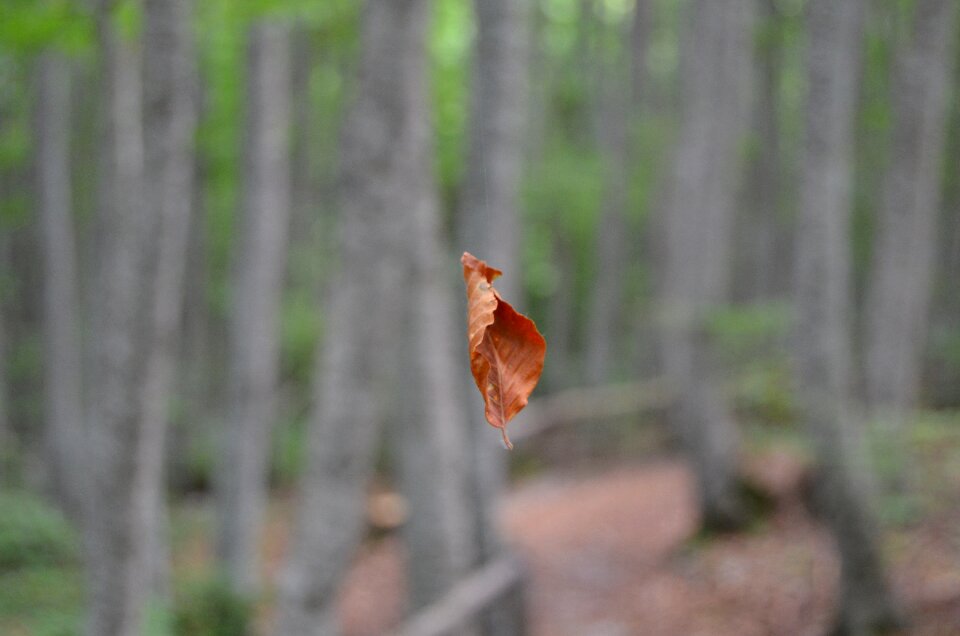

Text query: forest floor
(4, 421), (959, 636)
(310, 426), (960, 636)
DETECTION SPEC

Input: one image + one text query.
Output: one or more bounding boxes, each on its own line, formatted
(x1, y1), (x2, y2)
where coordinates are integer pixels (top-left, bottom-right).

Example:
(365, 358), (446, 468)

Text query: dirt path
(500, 460), (835, 636)
(329, 458), (960, 635)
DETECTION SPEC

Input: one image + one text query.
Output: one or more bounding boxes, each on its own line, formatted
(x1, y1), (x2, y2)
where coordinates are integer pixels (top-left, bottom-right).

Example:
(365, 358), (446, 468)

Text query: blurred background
(1, 0), (959, 634)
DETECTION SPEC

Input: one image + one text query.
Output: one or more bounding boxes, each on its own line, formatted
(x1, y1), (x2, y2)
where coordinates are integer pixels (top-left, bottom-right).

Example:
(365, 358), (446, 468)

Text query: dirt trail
(332, 458), (960, 636)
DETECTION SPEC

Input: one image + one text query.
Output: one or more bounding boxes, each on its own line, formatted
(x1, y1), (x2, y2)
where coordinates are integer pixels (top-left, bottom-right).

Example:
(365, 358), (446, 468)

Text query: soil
(329, 455), (960, 636)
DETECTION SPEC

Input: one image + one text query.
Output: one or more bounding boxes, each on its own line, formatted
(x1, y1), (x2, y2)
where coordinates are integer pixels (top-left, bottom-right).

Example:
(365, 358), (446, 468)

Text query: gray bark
(457, 0), (531, 632)
(216, 20), (292, 597)
(739, 0), (787, 302)
(0, 237), (10, 484)
(928, 197), (960, 406)
(460, 0), (529, 298)
(140, 0), (197, 601)
(863, 0), (958, 427)
(85, 2), (152, 633)
(275, 1), (439, 632)
(387, 0), (474, 612)
(393, 191), (474, 614)
(35, 52), (87, 519)
(173, 125), (212, 494)
(796, 0), (902, 632)
(585, 0), (650, 384)
(660, 0), (753, 531)
(545, 235), (576, 388)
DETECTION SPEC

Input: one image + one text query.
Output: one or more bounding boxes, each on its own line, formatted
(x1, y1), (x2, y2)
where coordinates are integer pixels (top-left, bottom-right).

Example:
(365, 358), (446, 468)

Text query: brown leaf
(461, 252), (546, 449)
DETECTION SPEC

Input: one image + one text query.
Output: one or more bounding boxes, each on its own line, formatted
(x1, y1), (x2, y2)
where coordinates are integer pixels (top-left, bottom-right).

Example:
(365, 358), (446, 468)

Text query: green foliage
(431, 0), (471, 207)
(173, 576), (253, 636)
(177, 428), (218, 494)
(733, 364), (795, 425)
(707, 302), (795, 425)
(196, 0), (245, 319)
(707, 301), (791, 361)
(280, 289), (322, 382)
(0, 0), (92, 55)
(0, 567), (83, 636)
(867, 411), (960, 525)
(0, 491), (79, 570)
(929, 327), (960, 370)
(524, 141), (603, 275)
(271, 415), (307, 488)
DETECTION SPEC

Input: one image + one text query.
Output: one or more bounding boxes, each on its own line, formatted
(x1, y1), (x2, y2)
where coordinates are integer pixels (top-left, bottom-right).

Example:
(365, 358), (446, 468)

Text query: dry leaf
(461, 252), (546, 449)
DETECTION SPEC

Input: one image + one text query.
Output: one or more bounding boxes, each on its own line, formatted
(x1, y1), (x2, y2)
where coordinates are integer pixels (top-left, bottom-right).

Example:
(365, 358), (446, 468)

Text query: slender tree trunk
(459, 0), (530, 519)
(167, 173), (211, 491)
(660, 0), (753, 531)
(460, 0), (528, 293)
(85, 2), (152, 633)
(796, 0), (902, 633)
(585, 0), (650, 384)
(928, 199), (960, 406)
(381, 0), (475, 616)
(275, 1), (436, 632)
(172, 94), (212, 495)
(290, 26), (317, 245)
(215, 20), (292, 597)
(457, 0), (531, 632)
(140, 0), (197, 602)
(35, 52), (86, 520)
(738, 0), (786, 302)
(393, 206), (474, 616)
(863, 0), (957, 432)
(0, 236), (11, 485)
(545, 235), (576, 389)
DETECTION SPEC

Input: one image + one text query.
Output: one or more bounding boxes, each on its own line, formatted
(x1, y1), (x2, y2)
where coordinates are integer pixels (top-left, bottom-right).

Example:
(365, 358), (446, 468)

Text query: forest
(1, 0), (960, 634)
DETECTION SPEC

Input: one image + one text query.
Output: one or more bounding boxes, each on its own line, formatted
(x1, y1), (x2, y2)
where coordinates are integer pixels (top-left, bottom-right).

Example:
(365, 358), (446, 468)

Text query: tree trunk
(393, 213), (474, 615)
(85, 1), (152, 633)
(457, 0), (531, 632)
(140, 0), (198, 602)
(863, 0), (957, 434)
(275, 1), (438, 632)
(216, 20), (292, 597)
(796, 0), (902, 632)
(0, 236), (11, 485)
(172, 97), (212, 495)
(545, 234), (576, 389)
(35, 52), (86, 520)
(660, 0), (753, 531)
(585, 0), (650, 384)
(385, 0), (475, 615)
(737, 0), (787, 302)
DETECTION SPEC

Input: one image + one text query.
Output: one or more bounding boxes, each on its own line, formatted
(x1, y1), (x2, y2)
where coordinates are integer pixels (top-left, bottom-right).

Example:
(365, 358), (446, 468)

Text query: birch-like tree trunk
(863, 0), (957, 431)
(545, 235), (576, 388)
(0, 237), (11, 484)
(585, 0), (650, 384)
(387, 0), (474, 614)
(457, 0), (531, 631)
(35, 52), (86, 520)
(393, 182), (474, 616)
(275, 1), (439, 632)
(140, 0), (197, 601)
(459, 0), (530, 507)
(796, 0), (902, 632)
(738, 0), (787, 302)
(216, 20), (291, 597)
(85, 2), (152, 633)
(660, 0), (753, 531)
